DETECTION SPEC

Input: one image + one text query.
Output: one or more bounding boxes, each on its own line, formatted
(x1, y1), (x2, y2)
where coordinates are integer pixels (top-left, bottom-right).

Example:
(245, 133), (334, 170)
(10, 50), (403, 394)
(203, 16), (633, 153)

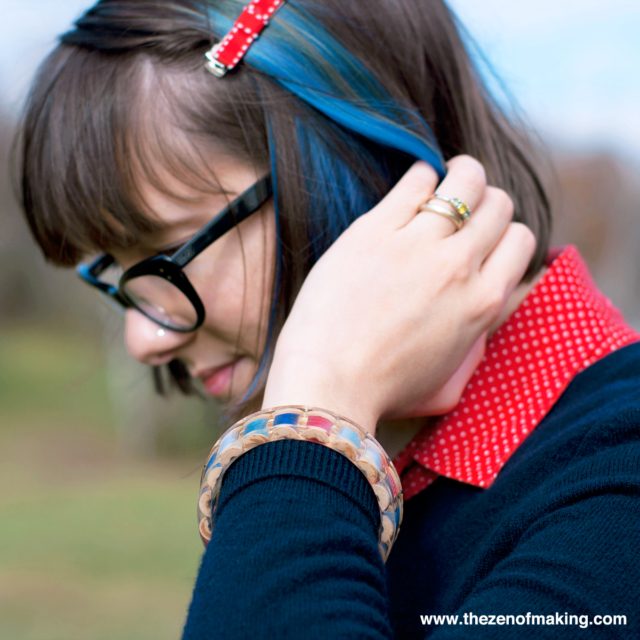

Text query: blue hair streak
(204, 1), (445, 177)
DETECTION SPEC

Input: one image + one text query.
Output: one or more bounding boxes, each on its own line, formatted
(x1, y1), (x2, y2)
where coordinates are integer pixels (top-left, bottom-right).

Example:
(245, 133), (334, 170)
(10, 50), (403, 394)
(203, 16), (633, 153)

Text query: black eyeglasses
(77, 174), (272, 333)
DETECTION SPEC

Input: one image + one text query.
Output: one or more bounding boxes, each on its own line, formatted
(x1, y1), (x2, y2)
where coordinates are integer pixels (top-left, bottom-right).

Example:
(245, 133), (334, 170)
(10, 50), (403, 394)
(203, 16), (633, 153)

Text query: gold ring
(431, 193), (472, 221)
(418, 203), (463, 231)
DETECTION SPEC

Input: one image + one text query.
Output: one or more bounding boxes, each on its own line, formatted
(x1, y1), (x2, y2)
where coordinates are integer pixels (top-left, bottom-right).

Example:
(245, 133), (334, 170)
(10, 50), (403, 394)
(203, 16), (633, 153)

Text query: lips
(196, 360), (241, 397)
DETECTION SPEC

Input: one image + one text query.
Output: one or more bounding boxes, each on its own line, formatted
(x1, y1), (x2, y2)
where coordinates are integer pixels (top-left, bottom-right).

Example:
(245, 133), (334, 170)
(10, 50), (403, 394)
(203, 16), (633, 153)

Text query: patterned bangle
(197, 406), (404, 562)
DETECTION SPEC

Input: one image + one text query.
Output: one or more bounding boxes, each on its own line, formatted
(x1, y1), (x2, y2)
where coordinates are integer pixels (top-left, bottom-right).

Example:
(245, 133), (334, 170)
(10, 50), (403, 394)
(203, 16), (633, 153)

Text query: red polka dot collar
(393, 245), (640, 500)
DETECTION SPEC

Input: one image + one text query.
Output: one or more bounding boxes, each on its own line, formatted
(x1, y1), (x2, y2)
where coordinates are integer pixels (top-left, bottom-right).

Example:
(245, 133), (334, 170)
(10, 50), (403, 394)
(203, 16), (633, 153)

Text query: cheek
(188, 209), (277, 342)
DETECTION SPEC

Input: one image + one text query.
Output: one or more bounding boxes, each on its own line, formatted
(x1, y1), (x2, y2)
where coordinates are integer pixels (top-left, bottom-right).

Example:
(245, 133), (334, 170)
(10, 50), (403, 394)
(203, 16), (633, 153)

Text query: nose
(124, 309), (192, 365)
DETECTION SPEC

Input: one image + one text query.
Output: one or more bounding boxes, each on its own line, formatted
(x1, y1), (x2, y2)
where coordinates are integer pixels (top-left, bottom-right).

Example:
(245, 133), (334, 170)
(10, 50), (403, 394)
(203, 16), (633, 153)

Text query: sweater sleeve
(182, 439), (393, 640)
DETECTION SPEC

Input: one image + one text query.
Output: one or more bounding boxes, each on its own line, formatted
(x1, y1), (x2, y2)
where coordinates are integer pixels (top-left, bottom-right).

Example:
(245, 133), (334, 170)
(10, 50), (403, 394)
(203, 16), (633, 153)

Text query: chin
(205, 357), (261, 403)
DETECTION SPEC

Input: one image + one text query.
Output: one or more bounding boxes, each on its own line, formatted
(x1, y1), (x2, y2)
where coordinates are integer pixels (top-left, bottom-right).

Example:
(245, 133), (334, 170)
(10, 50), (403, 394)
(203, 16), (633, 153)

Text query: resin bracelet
(197, 406), (404, 562)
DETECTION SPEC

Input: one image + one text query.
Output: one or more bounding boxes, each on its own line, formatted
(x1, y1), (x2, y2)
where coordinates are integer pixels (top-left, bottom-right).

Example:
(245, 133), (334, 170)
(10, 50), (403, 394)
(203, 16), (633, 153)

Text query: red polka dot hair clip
(205, 0), (286, 77)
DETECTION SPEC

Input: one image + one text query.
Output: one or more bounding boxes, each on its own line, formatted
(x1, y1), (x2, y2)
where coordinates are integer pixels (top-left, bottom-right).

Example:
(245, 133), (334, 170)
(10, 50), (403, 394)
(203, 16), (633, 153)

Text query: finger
(411, 155), (487, 238)
(368, 161), (439, 229)
(416, 202), (463, 236)
(455, 186), (514, 262)
(480, 222), (536, 298)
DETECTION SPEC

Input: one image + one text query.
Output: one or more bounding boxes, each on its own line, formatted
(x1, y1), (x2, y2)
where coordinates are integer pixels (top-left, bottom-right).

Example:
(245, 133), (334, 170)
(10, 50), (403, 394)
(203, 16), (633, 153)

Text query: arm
(183, 440), (391, 640)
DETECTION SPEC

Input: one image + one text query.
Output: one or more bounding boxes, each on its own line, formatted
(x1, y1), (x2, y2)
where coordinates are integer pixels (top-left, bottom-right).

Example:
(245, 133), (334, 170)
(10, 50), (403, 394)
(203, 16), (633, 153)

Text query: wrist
(262, 351), (379, 436)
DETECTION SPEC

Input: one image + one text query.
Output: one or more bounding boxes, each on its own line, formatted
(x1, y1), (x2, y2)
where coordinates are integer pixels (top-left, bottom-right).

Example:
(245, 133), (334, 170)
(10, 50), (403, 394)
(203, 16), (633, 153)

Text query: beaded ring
(197, 406), (404, 562)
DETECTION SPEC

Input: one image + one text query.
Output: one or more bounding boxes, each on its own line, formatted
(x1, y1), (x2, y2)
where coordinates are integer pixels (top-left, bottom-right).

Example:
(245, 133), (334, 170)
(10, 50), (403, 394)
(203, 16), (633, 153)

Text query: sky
(1, 0), (639, 160)
(448, 0), (640, 161)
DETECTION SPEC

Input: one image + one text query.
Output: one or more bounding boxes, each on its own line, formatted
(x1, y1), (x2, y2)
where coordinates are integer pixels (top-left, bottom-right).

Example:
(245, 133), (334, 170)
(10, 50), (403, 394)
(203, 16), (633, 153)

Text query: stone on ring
(431, 193), (472, 222)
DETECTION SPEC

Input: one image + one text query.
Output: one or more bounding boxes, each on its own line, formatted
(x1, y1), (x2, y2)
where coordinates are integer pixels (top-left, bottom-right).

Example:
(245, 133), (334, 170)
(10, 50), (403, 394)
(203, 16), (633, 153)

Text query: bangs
(19, 44), (239, 266)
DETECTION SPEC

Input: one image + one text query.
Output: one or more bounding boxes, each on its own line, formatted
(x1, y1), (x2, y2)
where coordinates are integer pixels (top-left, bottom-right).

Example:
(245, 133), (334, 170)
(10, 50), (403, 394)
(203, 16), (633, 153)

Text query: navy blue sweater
(183, 343), (640, 639)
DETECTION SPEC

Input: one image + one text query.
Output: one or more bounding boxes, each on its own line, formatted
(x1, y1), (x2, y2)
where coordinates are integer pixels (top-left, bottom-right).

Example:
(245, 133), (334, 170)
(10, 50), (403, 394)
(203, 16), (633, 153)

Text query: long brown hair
(16, 0), (552, 420)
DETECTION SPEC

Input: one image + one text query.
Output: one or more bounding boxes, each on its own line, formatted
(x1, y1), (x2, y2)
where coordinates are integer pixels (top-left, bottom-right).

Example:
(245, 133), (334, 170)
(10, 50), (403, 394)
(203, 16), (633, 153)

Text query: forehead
(131, 151), (266, 248)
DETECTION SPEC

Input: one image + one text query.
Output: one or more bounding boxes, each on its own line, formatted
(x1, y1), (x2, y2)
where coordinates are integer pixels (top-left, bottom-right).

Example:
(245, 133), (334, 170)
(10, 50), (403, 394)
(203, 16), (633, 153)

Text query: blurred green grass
(0, 326), (114, 430)
(0, 325), (206, 640)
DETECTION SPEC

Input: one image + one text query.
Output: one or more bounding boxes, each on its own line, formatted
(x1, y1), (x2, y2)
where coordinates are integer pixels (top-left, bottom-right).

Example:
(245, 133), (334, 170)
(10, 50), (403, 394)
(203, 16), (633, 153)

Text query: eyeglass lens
(122, 275), (198, 331)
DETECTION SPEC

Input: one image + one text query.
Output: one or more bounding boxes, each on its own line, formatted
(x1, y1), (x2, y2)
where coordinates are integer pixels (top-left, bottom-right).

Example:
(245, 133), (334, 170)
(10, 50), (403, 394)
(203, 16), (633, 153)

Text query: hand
(262, 156), (536, 434)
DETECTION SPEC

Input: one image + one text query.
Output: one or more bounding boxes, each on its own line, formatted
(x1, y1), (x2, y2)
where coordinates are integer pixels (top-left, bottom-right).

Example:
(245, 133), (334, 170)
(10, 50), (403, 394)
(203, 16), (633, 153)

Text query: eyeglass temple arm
(77, 255), (131, 307)
(171, 174), (273, 268)
(77, 254), (116, 291)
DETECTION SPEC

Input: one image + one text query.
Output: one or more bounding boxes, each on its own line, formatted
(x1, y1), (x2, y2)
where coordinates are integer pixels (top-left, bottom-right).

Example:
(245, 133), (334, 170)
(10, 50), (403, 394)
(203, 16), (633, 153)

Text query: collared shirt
(393, 245), (640, 500)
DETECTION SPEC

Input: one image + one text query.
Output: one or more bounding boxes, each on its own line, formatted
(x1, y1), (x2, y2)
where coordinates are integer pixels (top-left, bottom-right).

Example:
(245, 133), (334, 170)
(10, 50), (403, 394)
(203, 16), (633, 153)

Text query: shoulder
(501, 342), (640, 495)
(554, 340), (640, 420)
(541, 340), (640, 448)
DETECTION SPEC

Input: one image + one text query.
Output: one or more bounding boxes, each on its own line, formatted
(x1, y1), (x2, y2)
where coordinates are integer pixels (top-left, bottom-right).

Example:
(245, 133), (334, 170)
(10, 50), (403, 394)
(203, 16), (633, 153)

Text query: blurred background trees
(553, 152), (640, 327)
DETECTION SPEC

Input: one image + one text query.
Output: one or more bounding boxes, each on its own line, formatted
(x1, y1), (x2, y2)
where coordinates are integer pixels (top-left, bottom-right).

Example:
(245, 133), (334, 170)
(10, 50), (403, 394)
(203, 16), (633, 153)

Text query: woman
(17, 0), (640, 637)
